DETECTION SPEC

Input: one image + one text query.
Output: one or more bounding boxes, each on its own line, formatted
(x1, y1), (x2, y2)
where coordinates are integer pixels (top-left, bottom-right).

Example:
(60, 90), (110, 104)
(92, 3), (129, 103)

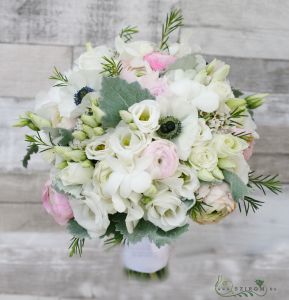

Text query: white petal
(193, 90), (220, 113)
(130, 172), (152, 193)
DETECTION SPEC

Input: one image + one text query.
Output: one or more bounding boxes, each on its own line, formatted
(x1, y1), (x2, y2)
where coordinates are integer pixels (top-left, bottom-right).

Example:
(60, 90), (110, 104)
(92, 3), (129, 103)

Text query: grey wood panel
(0, 43), (72, 98)
(0, 0), (177, 47)
(0, 188), (288, 298)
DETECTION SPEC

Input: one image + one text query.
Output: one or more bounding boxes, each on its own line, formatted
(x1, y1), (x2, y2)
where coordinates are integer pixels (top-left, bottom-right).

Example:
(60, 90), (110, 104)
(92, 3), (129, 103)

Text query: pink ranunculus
(144, 52), (176, 71)
(143, 140), (179, 179)
(42, 181), (73, 225)
(243, 139), (255, 161)
(139, 74), (168, 96)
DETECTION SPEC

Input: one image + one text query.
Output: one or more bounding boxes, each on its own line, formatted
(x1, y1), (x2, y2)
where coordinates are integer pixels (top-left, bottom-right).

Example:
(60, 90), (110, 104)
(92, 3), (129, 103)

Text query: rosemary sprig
(232, 131), (252, 142)
(100, 56), (123, 77)
(238, 196), (264, 216)
(25, 132), (55, 152)
(69, 237), (85, 257)
(119, 25), (138, 42)
(160, 9), (183, 51)
(228, 107), (247, 126)
(248, 172), (282, 195)
(49, 67), (68, 87)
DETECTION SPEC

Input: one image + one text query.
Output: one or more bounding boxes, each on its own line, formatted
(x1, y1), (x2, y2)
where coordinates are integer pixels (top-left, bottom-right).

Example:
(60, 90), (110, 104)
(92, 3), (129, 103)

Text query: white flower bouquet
(15, 9), (281, 272)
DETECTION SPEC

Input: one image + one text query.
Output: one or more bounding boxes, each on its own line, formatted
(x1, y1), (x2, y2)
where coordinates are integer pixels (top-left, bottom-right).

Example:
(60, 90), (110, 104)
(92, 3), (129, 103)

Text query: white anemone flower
(58, 70), (101, 118)
(156, 95), (199, 161)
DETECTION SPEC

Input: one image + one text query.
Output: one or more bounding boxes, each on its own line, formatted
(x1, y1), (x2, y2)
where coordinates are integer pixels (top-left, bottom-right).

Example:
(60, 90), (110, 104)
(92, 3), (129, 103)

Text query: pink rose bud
(243, 140), (255, 161)
(144, 52), (176, 71)
(42, 180), (73, 225)
(144, 140), (179, 179)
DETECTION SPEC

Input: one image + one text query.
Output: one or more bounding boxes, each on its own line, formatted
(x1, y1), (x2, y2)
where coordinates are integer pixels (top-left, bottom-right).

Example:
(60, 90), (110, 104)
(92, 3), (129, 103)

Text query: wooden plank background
(0, 0), (288, 299)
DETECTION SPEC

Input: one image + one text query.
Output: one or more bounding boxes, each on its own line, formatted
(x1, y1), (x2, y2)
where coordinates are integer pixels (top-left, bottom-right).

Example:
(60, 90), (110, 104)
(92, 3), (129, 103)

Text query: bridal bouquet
(15, 9), (281, 259)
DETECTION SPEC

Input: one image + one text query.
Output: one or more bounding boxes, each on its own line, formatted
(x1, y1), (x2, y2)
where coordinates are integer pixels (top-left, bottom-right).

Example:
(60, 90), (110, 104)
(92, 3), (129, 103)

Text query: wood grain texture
(0, 43), (72, 98)
(180, 0), (289, 59)
(0, 188), (288, 298)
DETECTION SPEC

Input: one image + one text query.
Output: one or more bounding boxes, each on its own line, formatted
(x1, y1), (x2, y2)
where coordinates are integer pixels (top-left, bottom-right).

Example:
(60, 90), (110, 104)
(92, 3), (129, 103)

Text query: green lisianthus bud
(197, 169), (215, 182)
(218, 158), (236, 169)
(119, 110), (133, 123)
(93, 127), (104, 136)
(81, 115), (98, 128)
(245, 93), (268, 109)
(212, 167), (224, 180)
(91, 104), (105, 123)
(13, 117), (30, 127)
(81, 160), (93, 168)
(65, 150), (86, 162)
(72, 130), (87, 141)
(54, 146), (72, 156)
(82, 124), (95, 138)
(27, 122), (40, 131)
(26, 112), (51, 129)
(226, 98), (247, 111)
(56, 161), (68, 170)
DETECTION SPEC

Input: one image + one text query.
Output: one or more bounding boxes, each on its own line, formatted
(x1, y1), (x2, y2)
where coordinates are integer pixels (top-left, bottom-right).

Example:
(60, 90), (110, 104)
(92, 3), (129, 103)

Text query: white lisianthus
(85, 134), (112, 161)
(146, 191), (187, 231)
(115, 36), (153, 66)
(108, 124), (151, 161)
(194, 118), (212, 146)
(103, 156), (152, 212)
(76, 45), (112, 71)
(161, 164), (200, 200)
(212, 134), (248, 158)
(59, 163), (93, 186)
(189, 145), (218, 171)
(128, 100), (160, 133)
(208, 81), (234, 103)
(69, 184), (110, 237)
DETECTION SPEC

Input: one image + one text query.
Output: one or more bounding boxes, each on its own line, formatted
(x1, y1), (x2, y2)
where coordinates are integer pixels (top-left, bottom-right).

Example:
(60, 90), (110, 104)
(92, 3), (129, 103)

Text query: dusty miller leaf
(99, 77), (154, 128)
(167, 54), (198, 71)
(52, 178), (82, 199)
(67, 219), (89, 239)
(223, 170), (248, 202)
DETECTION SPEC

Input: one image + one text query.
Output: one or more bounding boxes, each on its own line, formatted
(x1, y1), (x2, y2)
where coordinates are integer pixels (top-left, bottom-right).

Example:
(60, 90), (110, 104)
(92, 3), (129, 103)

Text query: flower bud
(26, 112), (51, 129)
(129, 123), (138, 130)
(54, 146), (72, 157)
(13, 118), (30, 127)
(27, 122), (40, 131)
(72, 130), (87, 141)
(218, 158), (236, 169)
(197, 169), (215, 182)
(65, 150), (86, 162)
(119, 110), (133, 123)
(82, 124), (95, 138)
(245, 93), (268, 109)
(81, 114), (98, 128)
(91, 104), (105, 123)
(212, 167), (224, 180)
(56, 161), (68, 170)
(212, 65), (230, 81)
(81, 160), (94, 168)
(226, 98), (247, 111)
(143, 184), (158, 198)
(93, 127), (104, 136)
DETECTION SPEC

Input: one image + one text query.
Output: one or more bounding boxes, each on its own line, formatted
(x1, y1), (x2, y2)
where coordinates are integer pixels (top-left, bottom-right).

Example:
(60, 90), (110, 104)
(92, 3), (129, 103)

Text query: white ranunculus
(85, 134), (112, 161)
(108, 124), (151, 161)
(115, 36), (153, 65)
(161, 164), (200, 200)
(128, 100), (160, 133)
(189, 145), (218, 171)
(69, 184), (110, 237)
(59, 163), (93, 186)
(103, 156), (152, 212)
(76, 45), (112, 71)
(146, 191), (187, 231)
(212, 134), (248, 158)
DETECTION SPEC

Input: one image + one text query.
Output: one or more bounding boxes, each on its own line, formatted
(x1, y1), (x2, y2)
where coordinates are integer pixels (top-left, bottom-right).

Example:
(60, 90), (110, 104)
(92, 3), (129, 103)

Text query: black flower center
(157, 116), (182, 140)
(74, 86), (94, 105)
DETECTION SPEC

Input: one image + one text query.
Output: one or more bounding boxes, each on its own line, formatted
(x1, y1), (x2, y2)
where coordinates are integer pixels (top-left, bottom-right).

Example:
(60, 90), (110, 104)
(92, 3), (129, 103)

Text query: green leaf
(67, 219), (89, 239)
(223, 170), (248, 202)
(111, 213), (189, 248)
(22, 143), (39, 168)
(99, 77), (154, 128)
(232, 88), (244, 98)
(167, 54), (198, 72)
(52, 178), (82, 199)
(43, 127), (73, 146)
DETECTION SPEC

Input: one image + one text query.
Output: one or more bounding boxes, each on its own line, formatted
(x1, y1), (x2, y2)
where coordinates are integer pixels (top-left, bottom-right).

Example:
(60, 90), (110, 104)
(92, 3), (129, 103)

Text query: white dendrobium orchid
(108, 124), (151, 161)
(146, 190), (187, 231)
(161, 164), (200, 200)
(58, 70), (101, 118)
(156, 95), (199, 160)
(103, 156), (152, 212)
(76, 45), (112, 71)
(69, 183), (110, 237)
(128, 100), (160, 133)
